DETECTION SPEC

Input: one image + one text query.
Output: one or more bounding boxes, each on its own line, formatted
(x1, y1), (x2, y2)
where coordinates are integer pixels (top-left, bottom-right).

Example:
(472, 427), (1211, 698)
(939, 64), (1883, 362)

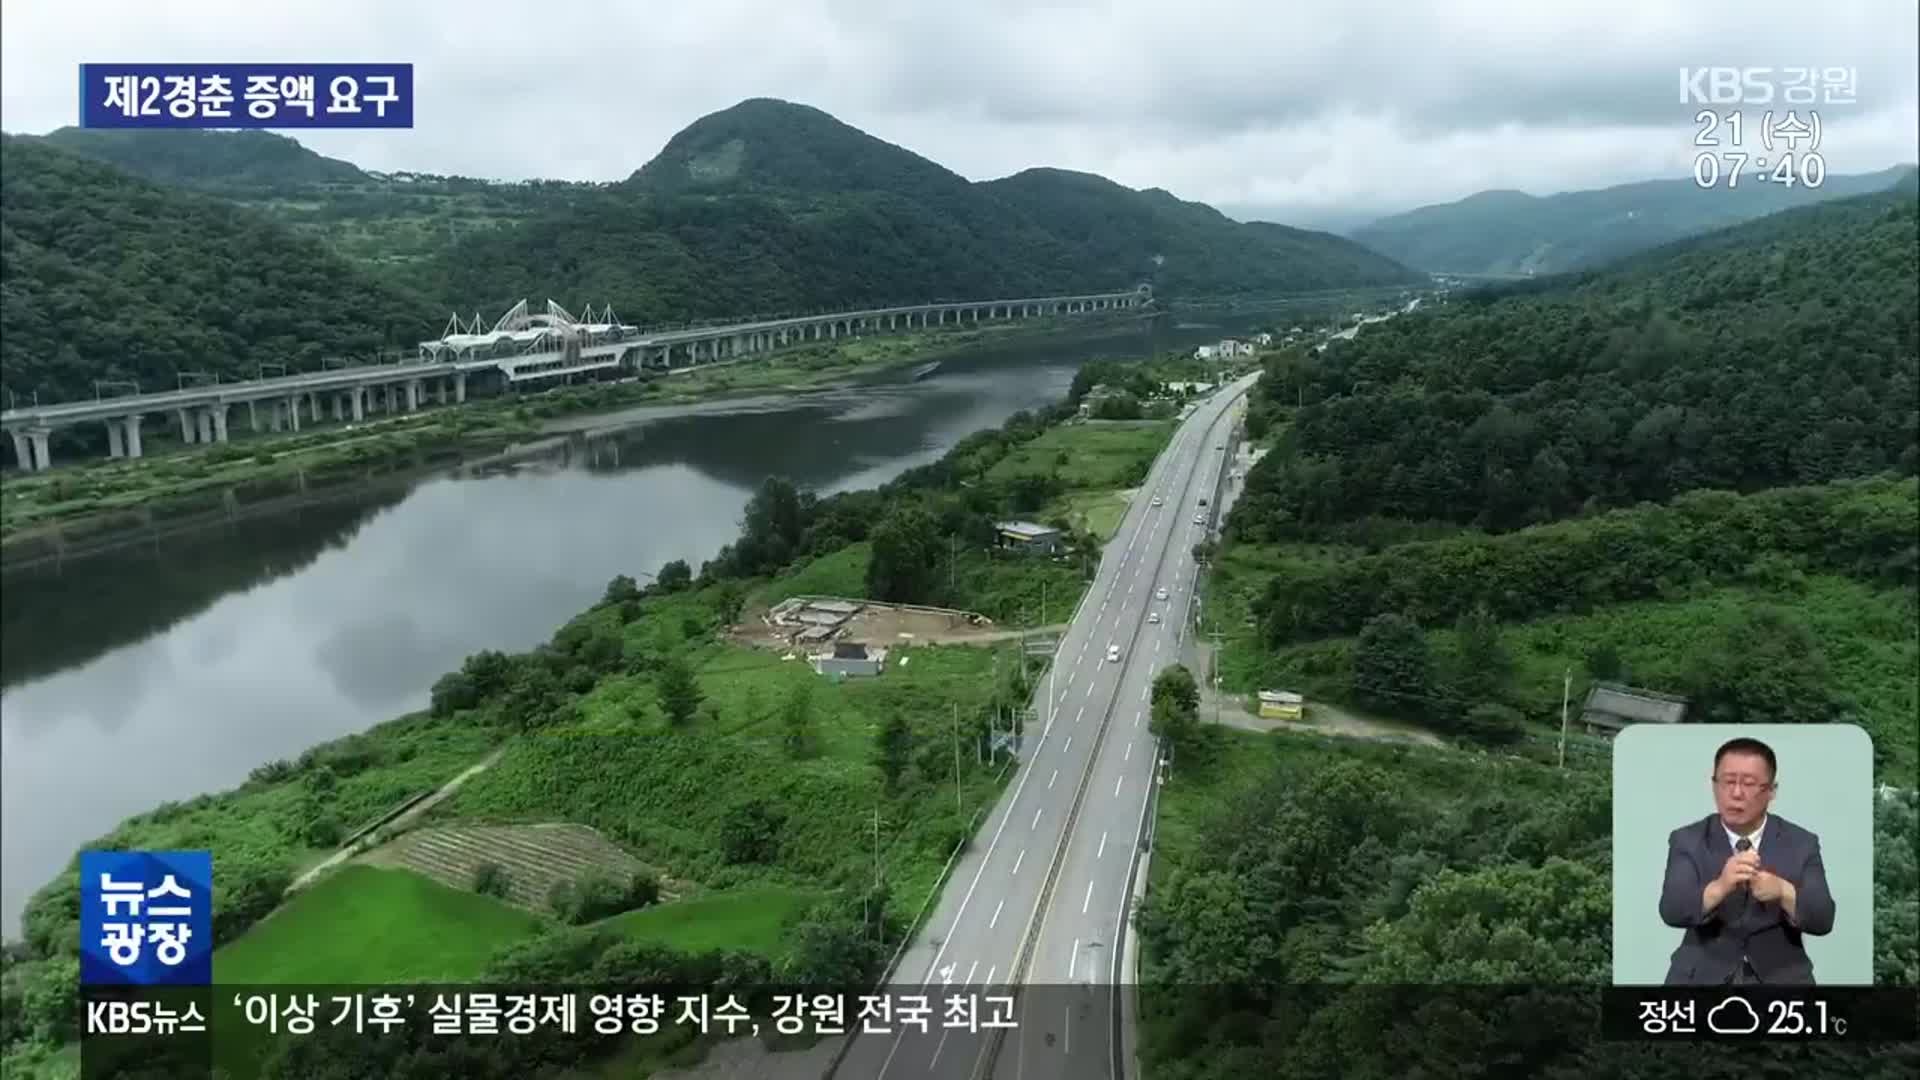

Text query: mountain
(1235, 185), (1919, 542)
(422, 99), (1418, 319)
(981, 168), (1415, 296)
(0, 136), (432, 403)
(1350, 165), (1918, 276)
(34, 127), (368, 193)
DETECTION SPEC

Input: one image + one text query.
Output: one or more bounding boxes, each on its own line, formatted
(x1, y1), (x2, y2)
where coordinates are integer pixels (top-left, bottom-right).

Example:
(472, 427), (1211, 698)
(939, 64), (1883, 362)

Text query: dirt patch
(730, 597), (1056, 651)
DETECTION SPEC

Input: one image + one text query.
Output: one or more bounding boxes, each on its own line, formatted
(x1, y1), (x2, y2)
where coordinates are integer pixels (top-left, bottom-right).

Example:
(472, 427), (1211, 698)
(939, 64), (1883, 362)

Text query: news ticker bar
(83, 984), (1918, 1044)
(78, 64), (413, 128)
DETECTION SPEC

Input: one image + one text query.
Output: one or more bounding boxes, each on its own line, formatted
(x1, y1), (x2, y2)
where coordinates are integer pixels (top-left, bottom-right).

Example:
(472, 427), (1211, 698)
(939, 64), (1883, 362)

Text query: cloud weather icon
(1707, 996), (1761, 1035)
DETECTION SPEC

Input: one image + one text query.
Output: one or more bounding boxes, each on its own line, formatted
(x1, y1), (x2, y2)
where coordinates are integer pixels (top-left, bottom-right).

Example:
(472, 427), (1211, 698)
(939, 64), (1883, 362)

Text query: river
(0, 313), (1263, 933)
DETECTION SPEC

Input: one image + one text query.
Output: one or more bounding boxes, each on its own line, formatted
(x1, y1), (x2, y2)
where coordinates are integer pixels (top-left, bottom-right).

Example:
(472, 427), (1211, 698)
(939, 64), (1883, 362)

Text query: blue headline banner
(80, 850), (213, 986)
(79, 64), (413, 128)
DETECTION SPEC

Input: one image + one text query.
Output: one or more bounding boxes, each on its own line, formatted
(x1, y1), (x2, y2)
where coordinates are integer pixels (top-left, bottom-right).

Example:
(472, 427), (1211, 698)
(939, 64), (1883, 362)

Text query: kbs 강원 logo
(79, 851), (213, 986)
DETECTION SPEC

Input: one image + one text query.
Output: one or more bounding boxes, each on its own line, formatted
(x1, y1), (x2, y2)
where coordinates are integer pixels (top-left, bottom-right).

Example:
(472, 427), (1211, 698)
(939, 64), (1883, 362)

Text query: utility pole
(1558, 667), (1572, 769)
(951, 703), (962, 815)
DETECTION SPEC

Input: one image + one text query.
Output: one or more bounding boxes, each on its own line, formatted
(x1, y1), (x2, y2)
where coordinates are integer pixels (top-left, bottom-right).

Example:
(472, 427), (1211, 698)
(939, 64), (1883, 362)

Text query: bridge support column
(455, 372), (467, 403)
(107, 420), (124, 458)
(11, 430), (31, 470)
(210, 406), (228, 443)
(351, 387), (365, 421)
(194, 409), (212, 444)
(332, 394), (345, 421)
(178, 409), (197, 444)
(285, 396), (300, 433)
(123, 415), (143, 459)
(248, 401), (259, 432)
(28, 428), (51, 471)
(406, 380), (420, 411)
(308, 392), (320, 420)
(437, 380), (448, 406)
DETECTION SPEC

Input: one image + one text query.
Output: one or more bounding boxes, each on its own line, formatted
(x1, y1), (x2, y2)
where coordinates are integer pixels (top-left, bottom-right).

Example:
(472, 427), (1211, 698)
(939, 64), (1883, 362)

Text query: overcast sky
(3, 0), (1915, 230)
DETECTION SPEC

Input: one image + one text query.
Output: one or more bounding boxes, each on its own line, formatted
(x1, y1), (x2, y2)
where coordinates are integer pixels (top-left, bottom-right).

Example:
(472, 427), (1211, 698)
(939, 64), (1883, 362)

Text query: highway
(834, 369), (1257, 1080)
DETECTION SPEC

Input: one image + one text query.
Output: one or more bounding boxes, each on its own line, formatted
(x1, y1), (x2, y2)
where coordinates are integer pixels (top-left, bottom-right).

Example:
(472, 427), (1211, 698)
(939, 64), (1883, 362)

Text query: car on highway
(1193, 513), (1206, 524)
(1106, 643), (1120, 662)
(1148, 611), (1160, 624)
(1155, 586), (1168, 600)
(1151, 496), (1162, 506)
(1198, 497), (1207, 506)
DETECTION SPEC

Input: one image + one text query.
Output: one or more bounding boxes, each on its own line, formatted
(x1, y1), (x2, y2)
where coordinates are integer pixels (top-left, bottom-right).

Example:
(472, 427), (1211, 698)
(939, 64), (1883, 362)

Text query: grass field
(214, 865), (544, 983)
(984, 419), (1173, 490)
(605, 884), (819, 961)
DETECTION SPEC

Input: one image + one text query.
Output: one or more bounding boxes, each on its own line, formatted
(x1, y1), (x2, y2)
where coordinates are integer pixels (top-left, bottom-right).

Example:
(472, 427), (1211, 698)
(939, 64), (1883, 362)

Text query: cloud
(1, 0), (1914, 224)
(1707, 996), (1761, 1035)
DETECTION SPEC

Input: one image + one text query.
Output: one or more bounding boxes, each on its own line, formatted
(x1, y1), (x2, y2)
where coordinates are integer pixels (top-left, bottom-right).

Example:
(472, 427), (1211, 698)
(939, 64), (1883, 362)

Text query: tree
(866, 507), (942, 604)
(1448, 605), (1512, 712)
(714, 582), (746, 626)
(782, 683), (815, 759)
(875, 714), (913, 794)
(601, 574), (641, 608)
(655, 655), (703, 727)
(719, 799), (785, 865)
(1352, 613), (1433, 717)
(471, 862), (512, 900)
(656, 560), (692, 592)
(1684, 607), (1849, 724)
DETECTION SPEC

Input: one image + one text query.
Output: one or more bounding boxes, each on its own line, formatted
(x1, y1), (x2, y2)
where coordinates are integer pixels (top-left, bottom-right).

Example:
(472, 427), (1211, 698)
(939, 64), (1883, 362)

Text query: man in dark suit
(1658, 736), (1836, 985)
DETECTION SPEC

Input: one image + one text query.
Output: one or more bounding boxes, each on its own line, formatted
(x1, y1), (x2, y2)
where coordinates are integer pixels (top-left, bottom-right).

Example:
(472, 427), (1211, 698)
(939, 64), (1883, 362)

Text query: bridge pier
(455, 372), (467, 403)
(107, 420), (124, 458)
(178, 409), (197, 445)
(28, 428), (51, 471)
(212, 406), (228, 443)
(351, 387), (366, 421)
(123, 415), (143, 459)
(406, 379), (420, 411)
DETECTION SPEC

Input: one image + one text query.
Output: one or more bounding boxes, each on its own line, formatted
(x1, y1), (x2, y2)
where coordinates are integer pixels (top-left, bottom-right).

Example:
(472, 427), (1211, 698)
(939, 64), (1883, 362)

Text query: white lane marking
(1069, 940), (1079, 979)
(1064, 736), (1072, 752)
(1011, 850), (1025, 876)
(1085, 682), (1094, 698)
(1083, 881), (1095, 913)
(1031, 808), (1043, 830)
(1114, 774), (1124, 798)
(986, 965), (997, 986)
(966, 960), (979, 984)
(1048, 768), (1058, 789)
(1141, 686), (1148, 701)
(1074, 706), (1084, 725)
(989, 901), (1004, 930)
(1098, 831), (1108, 859)
(1125, 741), (1133, 761)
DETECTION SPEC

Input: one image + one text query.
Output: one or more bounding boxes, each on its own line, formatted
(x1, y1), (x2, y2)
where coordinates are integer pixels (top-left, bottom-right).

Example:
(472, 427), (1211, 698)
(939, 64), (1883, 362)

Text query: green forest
(1137, 179), (1920, 1078)
(1237, 188), (1920, 540)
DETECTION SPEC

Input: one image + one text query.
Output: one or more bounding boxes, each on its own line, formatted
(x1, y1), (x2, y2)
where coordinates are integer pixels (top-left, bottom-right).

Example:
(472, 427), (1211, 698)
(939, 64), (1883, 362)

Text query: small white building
(813, 641), (888, 679)
(1193, 344), (1218, 361)
(1253, 332), (1273, 346)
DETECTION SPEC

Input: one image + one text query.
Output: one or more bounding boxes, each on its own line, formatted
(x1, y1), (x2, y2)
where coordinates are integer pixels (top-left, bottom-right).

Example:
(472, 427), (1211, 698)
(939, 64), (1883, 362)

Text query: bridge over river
(1, 286), (1152, 471)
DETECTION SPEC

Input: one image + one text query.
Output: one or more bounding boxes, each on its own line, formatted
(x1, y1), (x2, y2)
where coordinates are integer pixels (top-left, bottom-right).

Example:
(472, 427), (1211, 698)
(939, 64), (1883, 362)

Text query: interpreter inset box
(1612, 724), (1873, 986)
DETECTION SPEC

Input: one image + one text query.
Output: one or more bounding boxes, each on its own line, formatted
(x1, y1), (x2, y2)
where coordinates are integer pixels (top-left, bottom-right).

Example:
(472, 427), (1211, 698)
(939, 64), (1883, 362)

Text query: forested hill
(35, 127), (368, 194)
(1350, 164), (1917, 276)
(0, 137), (432, 402)
(1234, 185), (1920, 543)
(413, 98), (1422, 317)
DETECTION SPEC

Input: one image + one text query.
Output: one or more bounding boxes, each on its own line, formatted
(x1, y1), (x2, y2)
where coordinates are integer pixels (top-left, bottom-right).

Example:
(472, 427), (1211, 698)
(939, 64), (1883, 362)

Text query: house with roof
(1579, 682), (1688, 736)
(996, 520), (1065, 554)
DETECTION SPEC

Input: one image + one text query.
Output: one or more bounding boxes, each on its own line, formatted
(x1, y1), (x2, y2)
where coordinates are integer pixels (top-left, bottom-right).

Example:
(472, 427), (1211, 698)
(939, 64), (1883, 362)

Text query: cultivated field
(361, 822), (683, 912)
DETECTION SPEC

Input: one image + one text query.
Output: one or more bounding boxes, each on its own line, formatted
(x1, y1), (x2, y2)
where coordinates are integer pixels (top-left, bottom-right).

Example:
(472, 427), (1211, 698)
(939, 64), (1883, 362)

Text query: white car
(1193, 513), (1206, 525)
(1106, 643), (1121, 662)
(1155, 586), (1169, 600)
(1148, 611), (1160, 624)
(1151, 496), (1162, 507)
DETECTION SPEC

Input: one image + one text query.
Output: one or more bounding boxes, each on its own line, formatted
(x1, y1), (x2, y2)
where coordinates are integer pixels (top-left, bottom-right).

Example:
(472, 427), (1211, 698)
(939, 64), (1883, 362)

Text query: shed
(1257, 690), (1304, 720)
(996, 520), (1064, 555)
(812, 641), (887, 679)
(1580, 682), (1688, 736)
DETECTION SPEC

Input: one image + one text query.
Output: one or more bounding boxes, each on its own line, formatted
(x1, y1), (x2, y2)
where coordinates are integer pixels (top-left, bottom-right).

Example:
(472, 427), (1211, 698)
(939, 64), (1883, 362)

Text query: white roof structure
(418, 299), (636, 362)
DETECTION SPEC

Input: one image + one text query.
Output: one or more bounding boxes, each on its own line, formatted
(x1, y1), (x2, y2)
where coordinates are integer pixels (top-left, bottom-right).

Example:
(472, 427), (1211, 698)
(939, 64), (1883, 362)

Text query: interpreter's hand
(1717, 849), (1760, 891)
(1750, 870), (1788, 903)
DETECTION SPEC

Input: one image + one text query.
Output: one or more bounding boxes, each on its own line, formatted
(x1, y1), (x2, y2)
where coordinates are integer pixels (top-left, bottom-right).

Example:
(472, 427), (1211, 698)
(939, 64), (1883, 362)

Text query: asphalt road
(834, 371), (1258, 1080)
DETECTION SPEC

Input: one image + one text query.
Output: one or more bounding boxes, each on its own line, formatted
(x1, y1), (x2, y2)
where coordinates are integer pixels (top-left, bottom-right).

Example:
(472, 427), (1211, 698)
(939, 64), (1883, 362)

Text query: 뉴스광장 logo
(79, 850), (213, 986)
(79, 64), (413, 129)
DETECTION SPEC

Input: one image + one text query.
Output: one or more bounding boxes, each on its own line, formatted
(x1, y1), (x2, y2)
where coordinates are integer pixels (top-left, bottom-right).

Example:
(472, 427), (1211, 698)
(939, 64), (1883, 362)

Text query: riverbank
(0, 314), (1141, 554)
(0, 367), (1192, 1078)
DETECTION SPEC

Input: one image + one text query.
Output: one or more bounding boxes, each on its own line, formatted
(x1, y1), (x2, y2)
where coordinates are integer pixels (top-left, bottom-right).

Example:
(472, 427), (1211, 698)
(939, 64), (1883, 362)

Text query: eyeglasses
(1713, 775), (1772, 793)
